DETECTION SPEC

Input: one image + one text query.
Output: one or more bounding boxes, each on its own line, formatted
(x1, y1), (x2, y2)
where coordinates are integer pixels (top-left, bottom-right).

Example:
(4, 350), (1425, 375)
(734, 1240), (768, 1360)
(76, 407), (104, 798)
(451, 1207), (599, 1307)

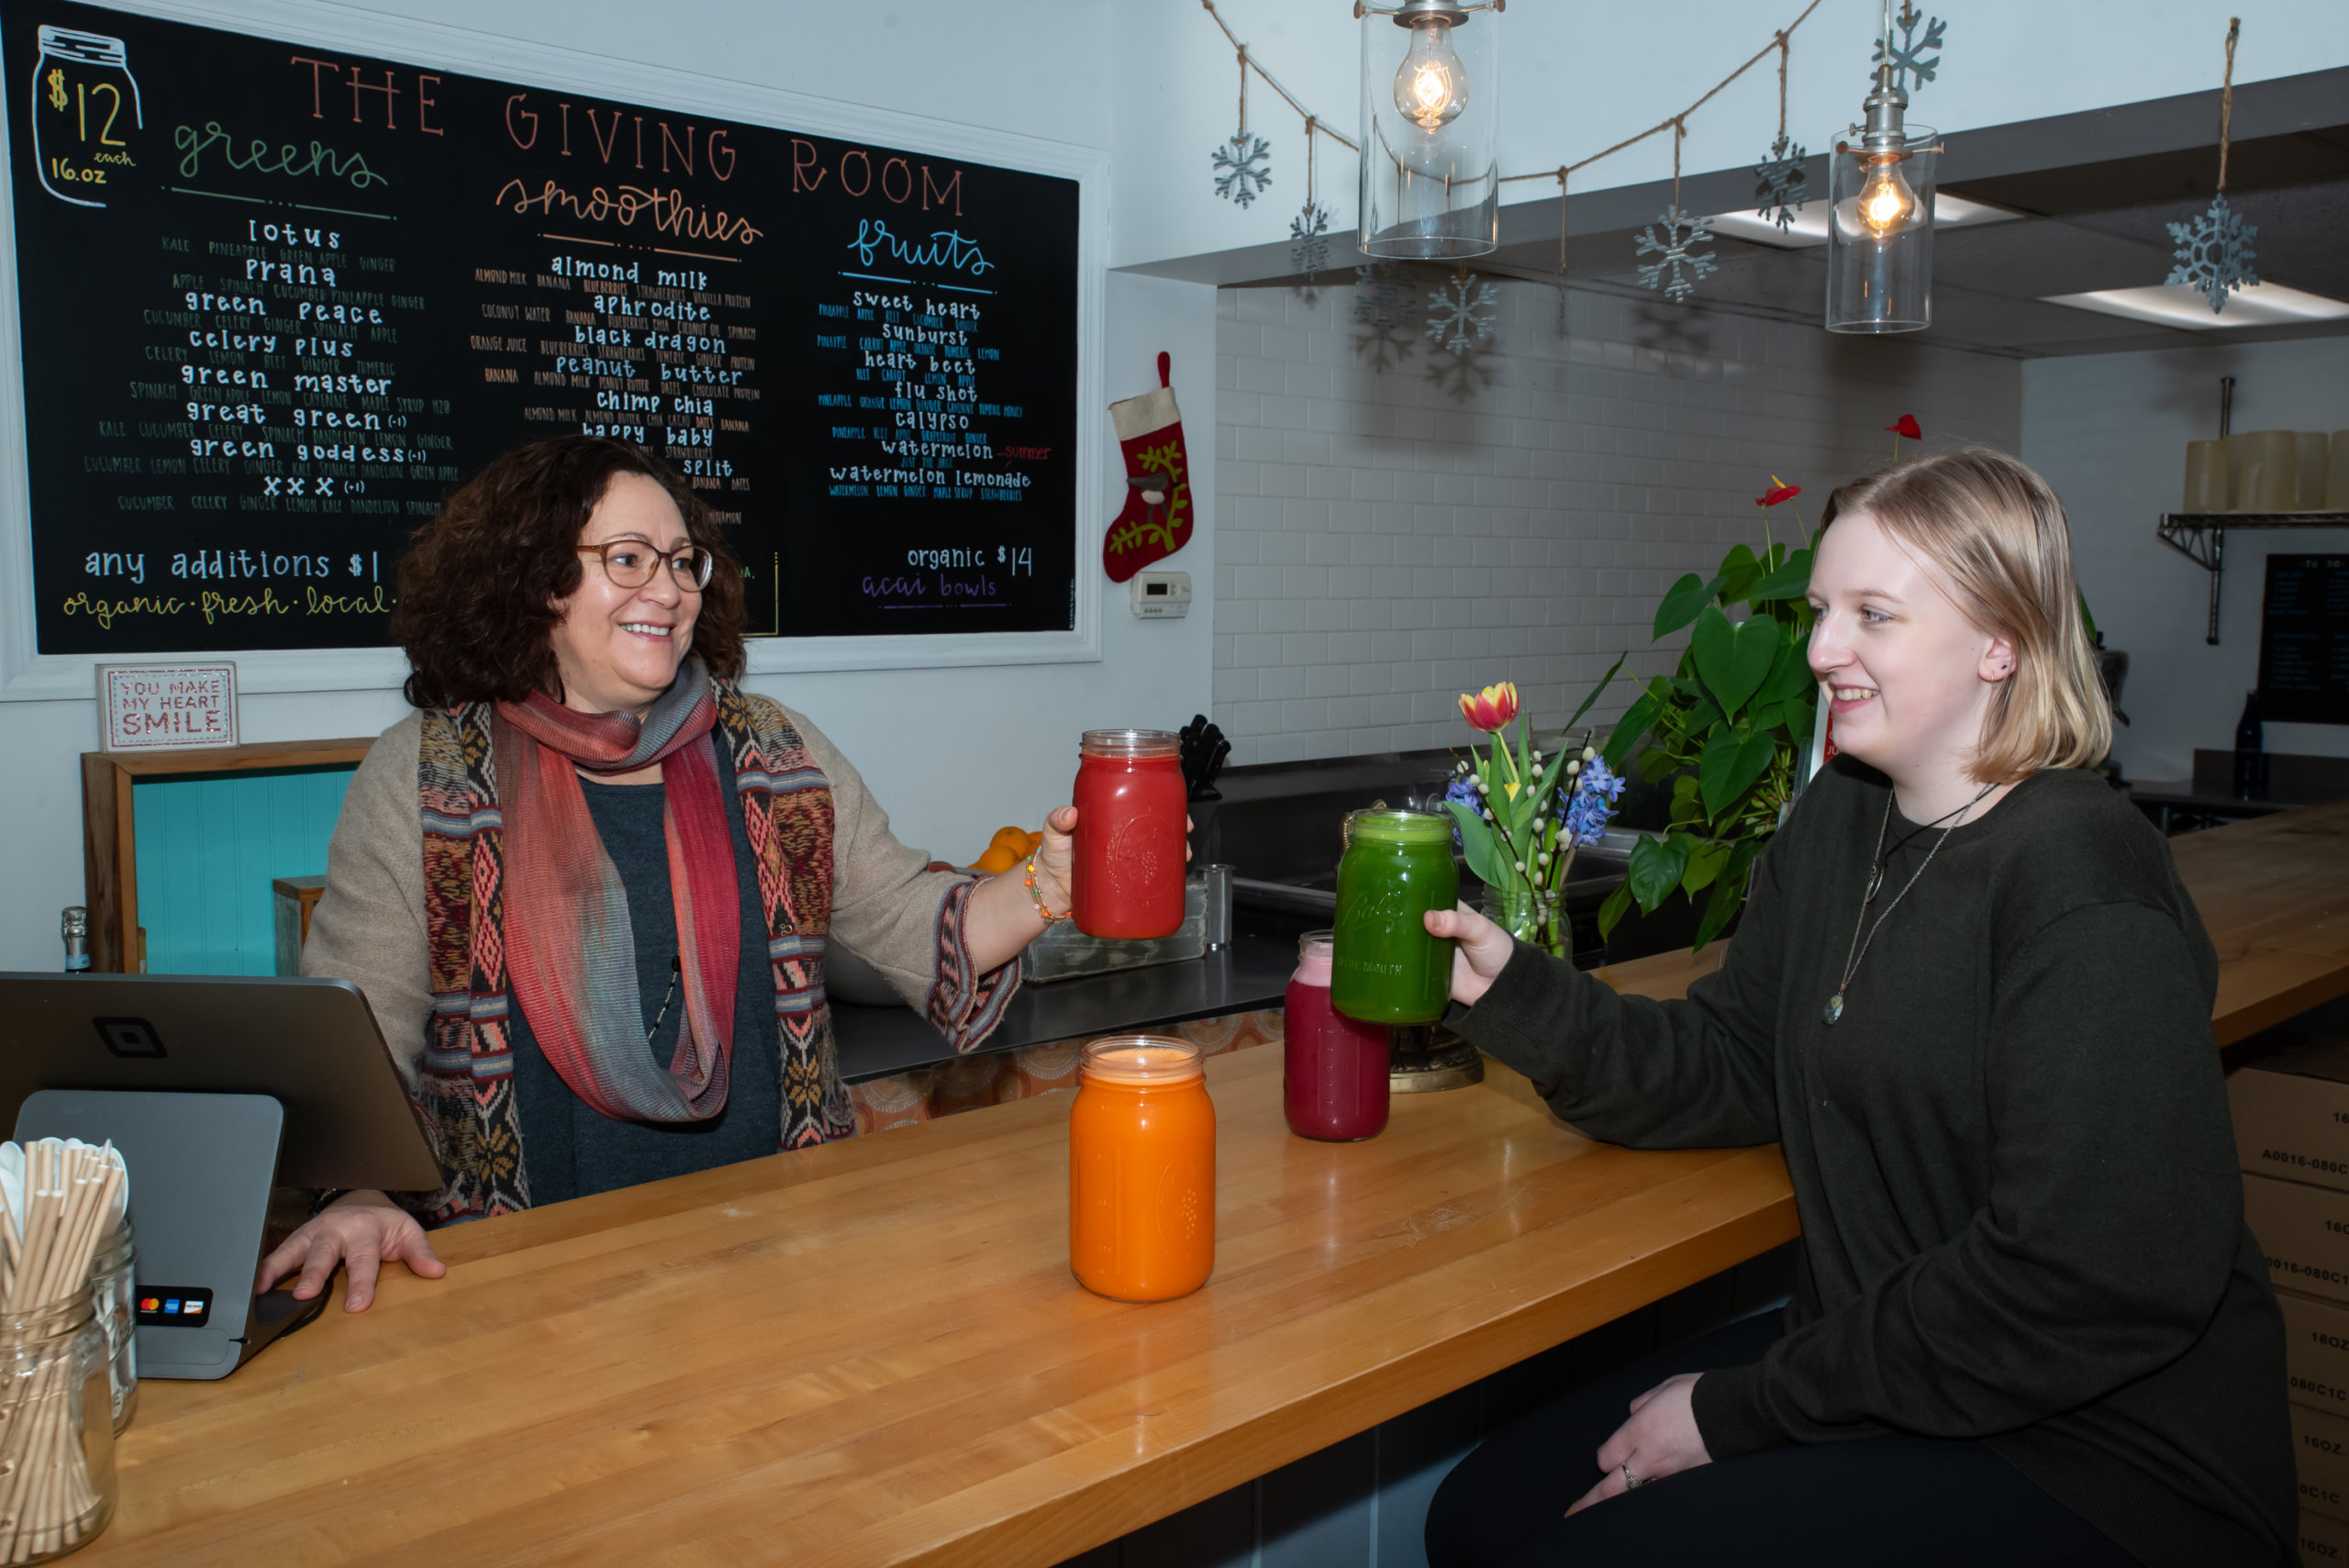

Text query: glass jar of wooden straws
(0, 1140), (125, 1562)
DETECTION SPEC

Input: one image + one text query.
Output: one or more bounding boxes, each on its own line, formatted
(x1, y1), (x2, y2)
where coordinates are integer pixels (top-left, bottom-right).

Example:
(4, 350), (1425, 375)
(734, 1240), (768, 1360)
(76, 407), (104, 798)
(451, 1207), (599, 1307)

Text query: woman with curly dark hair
(268, 437), (1080, 1310)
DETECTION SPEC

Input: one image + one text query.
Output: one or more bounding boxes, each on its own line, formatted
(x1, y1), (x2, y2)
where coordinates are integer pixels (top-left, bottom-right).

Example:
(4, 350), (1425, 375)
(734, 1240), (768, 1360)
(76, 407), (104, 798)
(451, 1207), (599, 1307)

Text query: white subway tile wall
(1211, 278), (2024, 766)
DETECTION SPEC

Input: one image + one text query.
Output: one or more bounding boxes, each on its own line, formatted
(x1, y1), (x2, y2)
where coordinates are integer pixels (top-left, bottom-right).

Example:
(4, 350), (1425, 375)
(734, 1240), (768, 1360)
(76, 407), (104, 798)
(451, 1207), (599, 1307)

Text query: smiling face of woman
(1806, 509), (2016, 792)
(547, 472), (700, 718)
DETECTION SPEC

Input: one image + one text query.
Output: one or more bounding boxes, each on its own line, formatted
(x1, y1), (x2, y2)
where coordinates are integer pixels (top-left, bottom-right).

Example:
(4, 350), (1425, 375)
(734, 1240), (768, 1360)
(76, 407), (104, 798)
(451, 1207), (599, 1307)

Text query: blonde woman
(1423, 450), (2291, 1568)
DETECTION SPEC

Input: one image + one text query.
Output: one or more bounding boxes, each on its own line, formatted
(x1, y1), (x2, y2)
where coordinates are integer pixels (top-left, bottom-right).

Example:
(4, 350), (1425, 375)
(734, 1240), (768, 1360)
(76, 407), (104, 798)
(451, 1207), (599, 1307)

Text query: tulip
(1458, 681), (1520, 732)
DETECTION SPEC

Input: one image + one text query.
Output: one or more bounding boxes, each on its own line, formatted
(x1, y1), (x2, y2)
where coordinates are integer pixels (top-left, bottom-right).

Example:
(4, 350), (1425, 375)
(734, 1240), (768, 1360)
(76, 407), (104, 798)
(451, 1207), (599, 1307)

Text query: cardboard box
(2232, 1040), (2349, 1195)
(2243, 1173), (2349, 1306)
(2301, 1406), (2349, 1523)
(2308, 1507), (2349, 1567)
(2283, 1290), (2349, 1414)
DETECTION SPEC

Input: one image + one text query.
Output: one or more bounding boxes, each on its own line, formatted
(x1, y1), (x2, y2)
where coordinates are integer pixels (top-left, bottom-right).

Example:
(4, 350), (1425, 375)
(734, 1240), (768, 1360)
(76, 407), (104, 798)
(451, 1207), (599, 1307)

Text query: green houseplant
(1597, 480), (1820, 953)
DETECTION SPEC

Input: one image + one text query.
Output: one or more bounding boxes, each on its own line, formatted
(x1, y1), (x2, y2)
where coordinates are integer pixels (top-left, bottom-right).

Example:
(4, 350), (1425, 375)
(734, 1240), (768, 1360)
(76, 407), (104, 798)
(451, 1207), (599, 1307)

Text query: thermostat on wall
(1129, 571), (1191, 618)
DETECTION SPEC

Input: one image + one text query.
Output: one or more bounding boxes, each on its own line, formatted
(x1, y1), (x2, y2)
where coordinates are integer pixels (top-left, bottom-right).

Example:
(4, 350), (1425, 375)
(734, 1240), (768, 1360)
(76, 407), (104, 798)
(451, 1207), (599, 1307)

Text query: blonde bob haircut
(1822, 447), (2111, 784)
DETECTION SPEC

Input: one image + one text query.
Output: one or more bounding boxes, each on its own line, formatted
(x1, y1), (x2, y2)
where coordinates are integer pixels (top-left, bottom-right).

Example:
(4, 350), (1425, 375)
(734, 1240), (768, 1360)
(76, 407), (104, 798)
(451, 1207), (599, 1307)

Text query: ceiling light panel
(2041, 282), (2349, 329)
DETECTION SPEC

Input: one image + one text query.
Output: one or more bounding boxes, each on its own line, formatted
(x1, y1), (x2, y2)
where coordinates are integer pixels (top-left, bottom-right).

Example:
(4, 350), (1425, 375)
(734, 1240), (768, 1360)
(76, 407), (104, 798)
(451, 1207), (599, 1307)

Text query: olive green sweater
(1457, 761), (2295, 1568)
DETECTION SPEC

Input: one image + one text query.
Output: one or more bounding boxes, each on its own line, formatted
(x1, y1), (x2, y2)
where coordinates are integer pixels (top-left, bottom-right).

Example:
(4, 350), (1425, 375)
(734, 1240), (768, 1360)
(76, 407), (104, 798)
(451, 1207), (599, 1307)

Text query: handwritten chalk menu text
(2258, 554), (2349, 726)
(5, 1), (1079, 653)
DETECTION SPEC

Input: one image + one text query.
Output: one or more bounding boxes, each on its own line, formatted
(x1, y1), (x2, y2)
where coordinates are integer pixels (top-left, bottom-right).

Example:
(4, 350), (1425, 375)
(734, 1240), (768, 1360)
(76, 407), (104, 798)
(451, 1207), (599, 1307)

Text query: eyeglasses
(577, 539), (716, 592)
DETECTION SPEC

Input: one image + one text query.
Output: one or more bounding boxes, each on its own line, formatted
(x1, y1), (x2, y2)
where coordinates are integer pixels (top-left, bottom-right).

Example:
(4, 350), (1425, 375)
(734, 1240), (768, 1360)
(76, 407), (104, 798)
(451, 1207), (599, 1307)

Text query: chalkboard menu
(3, 0), (1080, 654)
(2258, 554), (2349, 725)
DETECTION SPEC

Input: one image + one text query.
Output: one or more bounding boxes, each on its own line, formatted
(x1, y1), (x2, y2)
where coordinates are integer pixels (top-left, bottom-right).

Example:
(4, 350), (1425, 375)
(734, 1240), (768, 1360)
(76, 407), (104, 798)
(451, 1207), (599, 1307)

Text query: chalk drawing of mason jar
(30, 26), (143, 208)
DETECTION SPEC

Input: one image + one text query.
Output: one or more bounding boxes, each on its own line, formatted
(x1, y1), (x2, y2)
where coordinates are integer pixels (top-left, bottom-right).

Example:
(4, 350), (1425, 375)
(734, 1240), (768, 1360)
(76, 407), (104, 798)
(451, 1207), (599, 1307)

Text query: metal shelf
(2157, 512), (2349, 644)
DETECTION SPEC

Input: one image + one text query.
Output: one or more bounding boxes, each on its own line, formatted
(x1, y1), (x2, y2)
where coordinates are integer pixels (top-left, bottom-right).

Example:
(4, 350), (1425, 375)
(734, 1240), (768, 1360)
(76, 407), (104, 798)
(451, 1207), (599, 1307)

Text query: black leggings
(1424, 1313), (2141, 1568)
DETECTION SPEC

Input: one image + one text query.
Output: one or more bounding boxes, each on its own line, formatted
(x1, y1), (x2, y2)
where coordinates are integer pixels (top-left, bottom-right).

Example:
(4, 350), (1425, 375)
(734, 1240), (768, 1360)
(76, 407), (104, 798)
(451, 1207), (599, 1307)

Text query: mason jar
(1331, 807), (1459, 1025)
(0, 1296), (117, 1560)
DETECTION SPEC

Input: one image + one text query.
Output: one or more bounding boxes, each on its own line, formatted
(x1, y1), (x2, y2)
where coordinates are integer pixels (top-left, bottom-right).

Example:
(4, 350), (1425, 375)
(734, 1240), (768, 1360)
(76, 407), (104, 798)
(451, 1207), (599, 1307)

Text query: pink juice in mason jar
(1284, 929), (1392, 1140)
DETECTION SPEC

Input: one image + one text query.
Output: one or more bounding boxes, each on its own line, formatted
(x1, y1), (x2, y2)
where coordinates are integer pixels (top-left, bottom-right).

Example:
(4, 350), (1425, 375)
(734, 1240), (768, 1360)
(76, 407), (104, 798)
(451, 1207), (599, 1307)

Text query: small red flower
(1756, 484), (1801, 507)
(1886, 415), (1923, 439)
(1458, 682), (1520, 733)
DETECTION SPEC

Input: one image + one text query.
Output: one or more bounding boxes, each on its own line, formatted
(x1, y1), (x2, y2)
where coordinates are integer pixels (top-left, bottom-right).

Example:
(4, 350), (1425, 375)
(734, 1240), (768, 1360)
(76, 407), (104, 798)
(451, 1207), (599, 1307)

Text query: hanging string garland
(1290, 117), (1334, 282)
(1633, 119), (1719, 303)
(1211, 41), (1275, 207)
(1753, 30), (1809, 232)
(1553, 165), (1571, 337)
(1869, 1), (1947, 95)
(2166, 17), (2259, 314)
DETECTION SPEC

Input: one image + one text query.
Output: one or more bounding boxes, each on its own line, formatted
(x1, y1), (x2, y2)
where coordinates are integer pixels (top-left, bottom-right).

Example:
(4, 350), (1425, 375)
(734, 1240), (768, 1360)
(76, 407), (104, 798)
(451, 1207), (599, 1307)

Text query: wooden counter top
(1592, 796), (2349, 1043)
(82, 1049), (1795, 1566)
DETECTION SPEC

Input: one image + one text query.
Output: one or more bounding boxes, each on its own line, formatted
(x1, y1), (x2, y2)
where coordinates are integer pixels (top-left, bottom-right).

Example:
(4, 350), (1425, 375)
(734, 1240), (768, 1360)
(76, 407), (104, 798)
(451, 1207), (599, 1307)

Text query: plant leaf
(1758, 631), (1819, 704)
(1715, 544), (1765, 606)
(1653, 573), (1720, 640)
(1598, 880), (1635, 940)
(1565, 650), (1630, 730)
(1690, 607), (1782, 718)
(1626, 832), (1693, 915)
(1699, 724), (1777, 819)
(1749, 548), (1814, 602)
(1603, 689), (1664, 769)
(1692, 868), (1745, 951)
(1444, 799), (1505, 888)
(1681, 837), (1733, 895)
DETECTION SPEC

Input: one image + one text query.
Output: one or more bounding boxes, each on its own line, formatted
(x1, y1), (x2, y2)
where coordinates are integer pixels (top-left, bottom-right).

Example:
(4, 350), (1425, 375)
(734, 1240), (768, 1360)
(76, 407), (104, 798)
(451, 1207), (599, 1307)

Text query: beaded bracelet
(1024, 853), (1071, 924)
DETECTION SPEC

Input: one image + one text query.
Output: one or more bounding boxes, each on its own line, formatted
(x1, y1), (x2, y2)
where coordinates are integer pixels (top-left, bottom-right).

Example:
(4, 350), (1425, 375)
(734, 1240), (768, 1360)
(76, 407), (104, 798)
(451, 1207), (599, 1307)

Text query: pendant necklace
(1822, 783), (1996, 1027)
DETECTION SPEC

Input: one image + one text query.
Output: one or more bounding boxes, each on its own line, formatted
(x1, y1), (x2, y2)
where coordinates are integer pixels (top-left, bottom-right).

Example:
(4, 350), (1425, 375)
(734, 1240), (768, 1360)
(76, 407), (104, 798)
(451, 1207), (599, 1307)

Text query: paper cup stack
(2184, 431), (2349, 513)
(0, 1140), (127, 1562)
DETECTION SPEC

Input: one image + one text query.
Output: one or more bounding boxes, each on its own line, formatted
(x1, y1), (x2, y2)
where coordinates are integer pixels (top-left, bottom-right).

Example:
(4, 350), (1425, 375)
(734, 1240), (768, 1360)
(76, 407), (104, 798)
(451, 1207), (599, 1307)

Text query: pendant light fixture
(1825, 0), (1942, 332)
(1356, 0), (1503, 260)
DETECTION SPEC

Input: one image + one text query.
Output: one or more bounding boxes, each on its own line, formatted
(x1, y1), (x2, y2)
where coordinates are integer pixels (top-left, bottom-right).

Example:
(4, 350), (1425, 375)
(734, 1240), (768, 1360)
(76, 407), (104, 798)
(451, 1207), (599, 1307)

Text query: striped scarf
(495, 663), (740, 1123)
(411, 676), (841, 1221)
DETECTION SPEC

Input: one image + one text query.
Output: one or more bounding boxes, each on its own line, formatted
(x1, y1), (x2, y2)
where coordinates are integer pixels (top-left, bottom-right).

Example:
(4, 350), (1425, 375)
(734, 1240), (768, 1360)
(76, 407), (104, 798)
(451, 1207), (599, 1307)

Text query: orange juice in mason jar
(1069, 1036), (1216, 1301)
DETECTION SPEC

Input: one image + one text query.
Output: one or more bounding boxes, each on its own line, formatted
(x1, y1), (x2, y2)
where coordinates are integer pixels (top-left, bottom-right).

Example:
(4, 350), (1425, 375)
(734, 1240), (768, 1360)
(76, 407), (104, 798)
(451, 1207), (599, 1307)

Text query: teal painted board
(133, 766), (354, 974)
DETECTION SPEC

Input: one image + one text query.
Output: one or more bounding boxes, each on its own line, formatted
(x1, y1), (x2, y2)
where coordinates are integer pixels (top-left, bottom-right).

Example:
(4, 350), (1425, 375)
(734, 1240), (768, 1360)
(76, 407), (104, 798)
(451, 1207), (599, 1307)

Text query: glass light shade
(1359, 3), (1498, 260)
(1825, 132), (1938, 333)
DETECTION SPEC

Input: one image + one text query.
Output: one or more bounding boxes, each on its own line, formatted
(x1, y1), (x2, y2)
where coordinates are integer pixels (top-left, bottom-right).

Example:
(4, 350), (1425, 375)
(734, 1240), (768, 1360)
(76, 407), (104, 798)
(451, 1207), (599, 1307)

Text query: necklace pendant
(1864, 868), (1883, 903)
(1822, 993), (1843, 1026)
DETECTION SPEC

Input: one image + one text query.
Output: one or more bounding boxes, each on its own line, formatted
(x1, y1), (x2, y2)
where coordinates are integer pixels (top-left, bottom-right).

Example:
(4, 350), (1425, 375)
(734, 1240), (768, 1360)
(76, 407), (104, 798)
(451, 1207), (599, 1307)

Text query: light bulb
(1856, 158), (1918, 238)
(1392, 19), (1468, 130)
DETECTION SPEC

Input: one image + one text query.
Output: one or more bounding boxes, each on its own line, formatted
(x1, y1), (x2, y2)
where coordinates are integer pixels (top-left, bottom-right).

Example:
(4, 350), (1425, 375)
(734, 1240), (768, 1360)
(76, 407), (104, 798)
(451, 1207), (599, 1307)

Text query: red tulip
(1756, 484), (1801, 507)
(1886, 415), (1922, 439)
(1458, 682), (1520, 733)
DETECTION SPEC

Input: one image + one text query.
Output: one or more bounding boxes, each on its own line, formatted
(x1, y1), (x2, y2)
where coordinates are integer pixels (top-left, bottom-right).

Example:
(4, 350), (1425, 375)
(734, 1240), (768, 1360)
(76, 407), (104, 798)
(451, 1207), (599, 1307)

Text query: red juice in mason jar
(1285, 930), (1391, 1140)
(1071, 728), (1187, 938)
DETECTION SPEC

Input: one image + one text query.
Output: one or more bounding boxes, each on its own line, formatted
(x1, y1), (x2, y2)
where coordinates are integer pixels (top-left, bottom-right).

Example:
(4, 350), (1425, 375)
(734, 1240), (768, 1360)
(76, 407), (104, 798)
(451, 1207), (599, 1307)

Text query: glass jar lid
(1079, 1034), (1203, 1085)
(1080, 728), (1181, 759)
(1346, 806), (1453, 845)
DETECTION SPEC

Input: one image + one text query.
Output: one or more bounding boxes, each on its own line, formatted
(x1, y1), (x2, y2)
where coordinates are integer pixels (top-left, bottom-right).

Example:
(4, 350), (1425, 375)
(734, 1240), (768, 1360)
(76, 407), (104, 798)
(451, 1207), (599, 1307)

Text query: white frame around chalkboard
(0, 0), (1108, 700)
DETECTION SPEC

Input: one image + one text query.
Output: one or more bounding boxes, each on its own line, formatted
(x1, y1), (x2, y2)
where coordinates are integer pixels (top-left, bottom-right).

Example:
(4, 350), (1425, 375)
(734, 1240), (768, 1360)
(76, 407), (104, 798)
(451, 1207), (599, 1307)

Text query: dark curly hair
(391, 437), (745, 708)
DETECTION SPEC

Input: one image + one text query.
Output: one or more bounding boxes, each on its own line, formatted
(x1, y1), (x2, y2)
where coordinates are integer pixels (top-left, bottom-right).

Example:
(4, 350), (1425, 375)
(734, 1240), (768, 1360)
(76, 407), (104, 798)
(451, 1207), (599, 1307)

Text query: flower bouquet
(1441, 682), (1627, 959)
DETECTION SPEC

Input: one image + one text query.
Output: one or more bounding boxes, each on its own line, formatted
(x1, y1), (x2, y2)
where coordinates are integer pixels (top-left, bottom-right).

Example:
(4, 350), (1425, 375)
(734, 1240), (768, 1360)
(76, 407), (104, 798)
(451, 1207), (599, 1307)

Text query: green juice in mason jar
(1330, 808), (1458, 1025)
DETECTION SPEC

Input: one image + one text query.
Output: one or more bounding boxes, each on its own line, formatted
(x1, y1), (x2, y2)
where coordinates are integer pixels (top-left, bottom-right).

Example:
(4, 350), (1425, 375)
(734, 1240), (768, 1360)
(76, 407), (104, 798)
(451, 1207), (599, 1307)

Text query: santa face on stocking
(1104, 351), (1192, 584)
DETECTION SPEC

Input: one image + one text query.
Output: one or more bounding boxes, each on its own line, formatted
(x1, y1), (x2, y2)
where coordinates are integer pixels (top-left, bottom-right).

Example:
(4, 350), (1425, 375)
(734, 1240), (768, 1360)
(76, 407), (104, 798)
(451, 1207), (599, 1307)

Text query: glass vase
(1483, 878), (1565, 958)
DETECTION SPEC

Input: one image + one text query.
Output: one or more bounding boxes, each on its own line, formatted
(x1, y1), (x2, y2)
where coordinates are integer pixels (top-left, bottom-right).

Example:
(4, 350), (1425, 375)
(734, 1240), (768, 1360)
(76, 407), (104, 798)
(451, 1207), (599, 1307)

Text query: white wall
(2022, 337), (2349, 781)
(0, 0), (1213, 972)
(1210, 274), (2021, 766)
(1112, 0), (2349, 271)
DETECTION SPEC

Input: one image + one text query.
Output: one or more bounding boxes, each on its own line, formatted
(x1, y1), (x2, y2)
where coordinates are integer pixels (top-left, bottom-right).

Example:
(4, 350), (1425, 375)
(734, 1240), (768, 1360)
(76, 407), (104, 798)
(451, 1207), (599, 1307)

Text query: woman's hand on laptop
(256, 1190), (446, 1312)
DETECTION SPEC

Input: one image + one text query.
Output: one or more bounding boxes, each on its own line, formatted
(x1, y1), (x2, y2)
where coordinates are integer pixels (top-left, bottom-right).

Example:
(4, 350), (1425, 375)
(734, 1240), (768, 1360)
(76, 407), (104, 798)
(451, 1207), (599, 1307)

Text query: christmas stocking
(1104, 351), (1192, 584)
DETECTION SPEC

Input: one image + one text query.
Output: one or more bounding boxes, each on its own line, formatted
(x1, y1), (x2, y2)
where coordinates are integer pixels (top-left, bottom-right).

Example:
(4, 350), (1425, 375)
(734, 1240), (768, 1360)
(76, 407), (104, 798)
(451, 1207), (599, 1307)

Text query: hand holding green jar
(1330, 808), (1459, 1025)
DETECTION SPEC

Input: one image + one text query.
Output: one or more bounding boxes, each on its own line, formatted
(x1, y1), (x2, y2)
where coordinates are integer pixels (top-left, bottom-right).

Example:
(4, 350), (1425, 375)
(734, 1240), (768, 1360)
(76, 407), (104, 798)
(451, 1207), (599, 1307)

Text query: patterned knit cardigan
(407, 682), (1004, 1220)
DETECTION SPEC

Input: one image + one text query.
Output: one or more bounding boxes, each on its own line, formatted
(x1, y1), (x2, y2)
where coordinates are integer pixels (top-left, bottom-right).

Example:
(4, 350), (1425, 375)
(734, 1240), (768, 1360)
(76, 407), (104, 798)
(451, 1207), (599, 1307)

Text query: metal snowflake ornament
(1633, 209), (1719, 303)
(2166, 194), (2260, 313)
(1211, 130), (1273, 207)
(1425, 272), (1498, 356)
(1753, 134), (1809, 231)
(1869, 2), (1947, 94)
(1290, 203), (1331, 283)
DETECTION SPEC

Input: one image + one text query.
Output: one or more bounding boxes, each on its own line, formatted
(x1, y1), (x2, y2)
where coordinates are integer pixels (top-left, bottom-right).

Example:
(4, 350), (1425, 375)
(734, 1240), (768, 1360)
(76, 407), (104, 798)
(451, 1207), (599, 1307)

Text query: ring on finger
(1621, 1461), (1643, 1491)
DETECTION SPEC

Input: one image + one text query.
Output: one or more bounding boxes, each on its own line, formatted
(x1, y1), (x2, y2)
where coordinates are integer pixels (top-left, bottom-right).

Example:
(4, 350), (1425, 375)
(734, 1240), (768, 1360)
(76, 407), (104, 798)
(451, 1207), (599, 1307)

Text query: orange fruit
(974, 843), (1020, 874)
